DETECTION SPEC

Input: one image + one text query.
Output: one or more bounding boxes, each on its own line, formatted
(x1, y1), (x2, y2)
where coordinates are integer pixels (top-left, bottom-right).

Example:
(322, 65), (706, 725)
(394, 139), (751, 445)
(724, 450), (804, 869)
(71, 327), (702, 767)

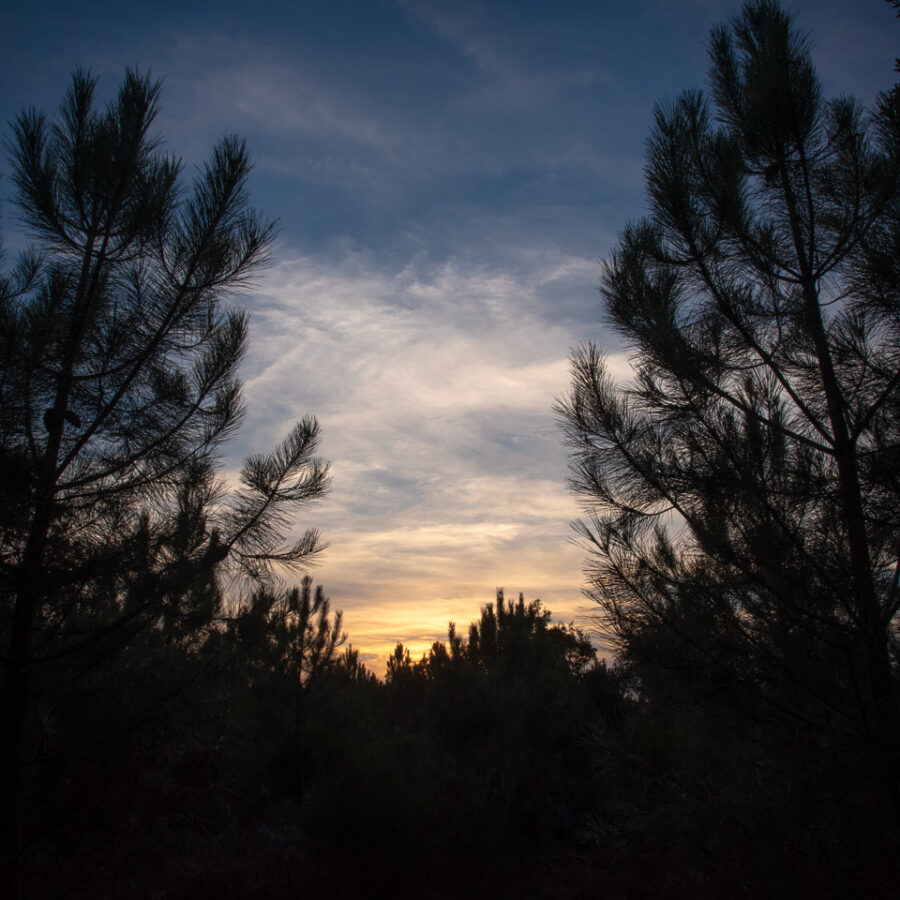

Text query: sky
(2, 0), (897, 673)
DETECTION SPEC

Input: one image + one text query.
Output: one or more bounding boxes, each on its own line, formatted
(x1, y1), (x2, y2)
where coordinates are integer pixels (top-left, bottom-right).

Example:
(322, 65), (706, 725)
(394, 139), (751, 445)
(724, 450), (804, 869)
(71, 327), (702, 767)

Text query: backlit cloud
(2, 0), (895, 676)
(231, 248), (630, 671)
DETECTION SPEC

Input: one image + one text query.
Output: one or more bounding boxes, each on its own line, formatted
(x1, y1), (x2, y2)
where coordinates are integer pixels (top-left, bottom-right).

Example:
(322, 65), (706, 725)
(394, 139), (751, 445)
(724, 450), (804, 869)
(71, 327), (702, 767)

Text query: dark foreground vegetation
(2, 1), (900, 896)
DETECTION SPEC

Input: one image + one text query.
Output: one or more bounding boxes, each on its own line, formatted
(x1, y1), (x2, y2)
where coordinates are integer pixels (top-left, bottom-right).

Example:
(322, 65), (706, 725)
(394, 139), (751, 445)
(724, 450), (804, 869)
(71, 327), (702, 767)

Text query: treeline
(2, 575), (628, 897)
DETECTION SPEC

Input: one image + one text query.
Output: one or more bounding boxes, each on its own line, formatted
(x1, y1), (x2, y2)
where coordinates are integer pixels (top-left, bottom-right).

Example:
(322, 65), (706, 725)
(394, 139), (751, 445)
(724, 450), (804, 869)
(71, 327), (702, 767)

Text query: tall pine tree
(0, 70), (329, 855)
(558, 0), (900, 871)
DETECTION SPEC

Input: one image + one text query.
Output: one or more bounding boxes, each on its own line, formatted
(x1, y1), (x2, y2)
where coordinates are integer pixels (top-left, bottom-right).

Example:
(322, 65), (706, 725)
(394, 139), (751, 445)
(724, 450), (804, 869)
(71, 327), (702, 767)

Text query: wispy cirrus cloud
(229, 245), (629, 673)
(5, 0), (892, 679)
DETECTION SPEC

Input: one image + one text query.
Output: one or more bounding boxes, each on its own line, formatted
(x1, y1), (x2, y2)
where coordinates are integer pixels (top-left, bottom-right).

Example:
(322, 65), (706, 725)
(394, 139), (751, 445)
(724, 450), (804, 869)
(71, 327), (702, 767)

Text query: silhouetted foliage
(0, 69), (330, 869)
(277, 591), (617, 866)
(558, 1), (900, 893)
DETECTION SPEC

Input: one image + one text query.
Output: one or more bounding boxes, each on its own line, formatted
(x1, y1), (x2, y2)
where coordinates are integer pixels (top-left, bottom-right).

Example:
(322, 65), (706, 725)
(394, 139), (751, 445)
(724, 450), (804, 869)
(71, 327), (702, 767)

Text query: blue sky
(2, 0), (897, 670)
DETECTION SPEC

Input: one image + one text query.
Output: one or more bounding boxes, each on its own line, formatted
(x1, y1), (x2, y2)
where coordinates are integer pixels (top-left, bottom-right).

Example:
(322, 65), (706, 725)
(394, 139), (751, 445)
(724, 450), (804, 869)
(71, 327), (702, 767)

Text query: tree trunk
(801, 278), (900, 841)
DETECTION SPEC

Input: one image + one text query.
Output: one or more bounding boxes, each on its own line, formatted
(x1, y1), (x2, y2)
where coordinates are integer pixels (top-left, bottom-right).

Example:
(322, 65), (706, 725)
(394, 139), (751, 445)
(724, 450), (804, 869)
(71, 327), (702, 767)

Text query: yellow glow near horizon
(319, 535), (591, 678)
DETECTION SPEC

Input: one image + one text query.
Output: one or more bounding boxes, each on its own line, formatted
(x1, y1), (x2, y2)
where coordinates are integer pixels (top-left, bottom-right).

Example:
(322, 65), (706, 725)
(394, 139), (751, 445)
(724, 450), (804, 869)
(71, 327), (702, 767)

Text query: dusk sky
(2, 0), (897, 672)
